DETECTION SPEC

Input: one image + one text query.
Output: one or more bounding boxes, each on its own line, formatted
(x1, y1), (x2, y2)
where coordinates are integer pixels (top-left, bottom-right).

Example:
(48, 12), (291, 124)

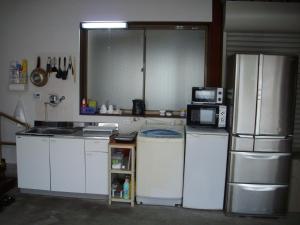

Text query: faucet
(44, 94), (65, 121)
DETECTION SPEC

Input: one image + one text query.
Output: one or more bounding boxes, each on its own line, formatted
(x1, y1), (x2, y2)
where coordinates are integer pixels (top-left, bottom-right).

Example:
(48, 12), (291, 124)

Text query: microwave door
(200, 108), (216, 125)
(197, 90), (216, 103)
(189, 107), (216, 126)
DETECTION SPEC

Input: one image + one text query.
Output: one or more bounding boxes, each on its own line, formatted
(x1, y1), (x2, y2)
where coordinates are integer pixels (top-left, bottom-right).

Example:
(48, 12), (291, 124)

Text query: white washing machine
(136, 124), (185, 206)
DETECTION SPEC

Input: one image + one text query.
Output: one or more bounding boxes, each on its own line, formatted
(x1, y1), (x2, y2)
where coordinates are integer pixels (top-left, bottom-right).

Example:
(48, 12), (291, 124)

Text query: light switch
(33, 92), (41, 100)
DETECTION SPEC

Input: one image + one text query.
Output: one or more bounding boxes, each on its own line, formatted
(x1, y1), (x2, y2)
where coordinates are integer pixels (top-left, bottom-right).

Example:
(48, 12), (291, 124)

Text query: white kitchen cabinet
(50, 138), (85, 193)
(16, 135), (50, 190)
(85, 139), (109, 195)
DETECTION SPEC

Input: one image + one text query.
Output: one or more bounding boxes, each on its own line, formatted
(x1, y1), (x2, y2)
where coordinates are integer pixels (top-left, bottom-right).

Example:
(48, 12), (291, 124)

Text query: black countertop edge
(80, 113), (185, 119)
(34, 121), (75, 128)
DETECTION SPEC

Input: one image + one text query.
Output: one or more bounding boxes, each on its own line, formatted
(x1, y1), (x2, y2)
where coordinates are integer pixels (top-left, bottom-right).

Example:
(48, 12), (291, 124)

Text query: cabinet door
(85, 139), (108, 152)
(85, 151), (108, 195)
(50, 138), (85, 193)
(16, 136), (50, 190)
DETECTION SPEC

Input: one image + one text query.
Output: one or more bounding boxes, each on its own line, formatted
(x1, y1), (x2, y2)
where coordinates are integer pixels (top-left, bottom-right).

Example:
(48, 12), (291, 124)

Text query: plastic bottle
(123, 176), (130, 200)
(82, 98), (87, 107)
(21, 59), (28, 84)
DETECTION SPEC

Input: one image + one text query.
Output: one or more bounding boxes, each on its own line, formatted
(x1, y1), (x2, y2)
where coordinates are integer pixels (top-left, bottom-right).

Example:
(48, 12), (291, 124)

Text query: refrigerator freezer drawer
(254, 137), (292, 153)
(231, 136), (253, 151)
(229, 152), (291, 184)
(226, 183), (288, 215)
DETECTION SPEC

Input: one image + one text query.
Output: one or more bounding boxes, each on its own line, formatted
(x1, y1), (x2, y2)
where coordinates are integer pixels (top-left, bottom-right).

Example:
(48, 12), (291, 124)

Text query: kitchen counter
(16, 121), (116, 198)
(16, 121), (117, 140)
(17, 129), (112, 140)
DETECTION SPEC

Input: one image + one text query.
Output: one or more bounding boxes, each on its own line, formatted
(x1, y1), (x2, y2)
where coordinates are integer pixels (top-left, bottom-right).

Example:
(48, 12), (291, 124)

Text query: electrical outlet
(33, 92), (41, 100)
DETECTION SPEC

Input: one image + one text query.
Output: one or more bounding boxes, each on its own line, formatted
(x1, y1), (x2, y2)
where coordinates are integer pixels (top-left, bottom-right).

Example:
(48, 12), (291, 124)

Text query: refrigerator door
(226, 183), (288, 215)
(230, 135), (254, 152)
(183, 130), (228, 209)
(232, 54), (259, 134)
(228, 151), (291, 184)
(254, 136), (292, 153)
(256, 55), (297, 136)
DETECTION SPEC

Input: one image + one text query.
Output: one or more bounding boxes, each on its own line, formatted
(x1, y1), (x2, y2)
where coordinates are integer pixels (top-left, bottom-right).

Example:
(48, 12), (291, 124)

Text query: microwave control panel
(216, 88), (223, 104)
(218, 105), (227, 128)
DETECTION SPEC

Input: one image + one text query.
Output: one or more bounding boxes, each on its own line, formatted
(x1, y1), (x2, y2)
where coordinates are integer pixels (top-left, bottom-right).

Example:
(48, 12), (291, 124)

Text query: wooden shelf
(108, 142), (136, 207)
(111, 169), (133, 174)
(111, 198), (132, 203)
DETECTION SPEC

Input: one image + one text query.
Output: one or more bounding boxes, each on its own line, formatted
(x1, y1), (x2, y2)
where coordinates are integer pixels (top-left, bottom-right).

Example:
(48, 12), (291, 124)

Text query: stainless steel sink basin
(24, 127), (79, 135)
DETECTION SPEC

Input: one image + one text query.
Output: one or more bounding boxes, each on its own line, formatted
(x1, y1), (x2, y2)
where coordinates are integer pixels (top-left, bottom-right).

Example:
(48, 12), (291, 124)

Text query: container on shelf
(9, 59), (28, 91)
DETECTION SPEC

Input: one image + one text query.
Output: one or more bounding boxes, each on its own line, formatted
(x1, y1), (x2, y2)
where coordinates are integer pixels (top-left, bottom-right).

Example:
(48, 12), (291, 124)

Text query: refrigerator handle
(236, 134), (253, 138)
(255, 54), (263, 135)
(254, 136), (291, 139)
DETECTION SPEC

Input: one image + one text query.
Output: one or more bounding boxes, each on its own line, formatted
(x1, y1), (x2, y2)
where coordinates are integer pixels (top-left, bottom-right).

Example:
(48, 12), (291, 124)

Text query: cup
(108, 105), (113, 114)
(100, 104), (107, 114)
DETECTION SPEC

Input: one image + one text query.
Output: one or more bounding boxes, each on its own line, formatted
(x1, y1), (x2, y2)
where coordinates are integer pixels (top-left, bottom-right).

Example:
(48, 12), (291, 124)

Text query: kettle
(132, 99), (145, 115)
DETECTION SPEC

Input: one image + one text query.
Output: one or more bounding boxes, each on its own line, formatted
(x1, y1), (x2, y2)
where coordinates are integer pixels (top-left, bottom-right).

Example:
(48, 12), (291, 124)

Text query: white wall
(0, 0), (212, 163)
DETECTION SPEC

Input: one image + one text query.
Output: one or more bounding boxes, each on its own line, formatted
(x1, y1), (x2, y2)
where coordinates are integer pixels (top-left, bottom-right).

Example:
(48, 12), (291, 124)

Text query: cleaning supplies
(123, 176), (130, 200)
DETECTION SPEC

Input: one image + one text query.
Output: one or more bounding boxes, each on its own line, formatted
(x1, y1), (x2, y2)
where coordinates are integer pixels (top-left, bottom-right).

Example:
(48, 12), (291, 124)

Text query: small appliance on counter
(187, 87), (227, 128)
(132, 99), (145, 115)
(192, 87), (224, 104)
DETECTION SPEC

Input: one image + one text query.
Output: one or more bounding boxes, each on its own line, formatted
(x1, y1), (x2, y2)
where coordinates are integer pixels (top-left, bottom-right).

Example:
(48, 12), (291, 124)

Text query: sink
(24, 127), (79, 135)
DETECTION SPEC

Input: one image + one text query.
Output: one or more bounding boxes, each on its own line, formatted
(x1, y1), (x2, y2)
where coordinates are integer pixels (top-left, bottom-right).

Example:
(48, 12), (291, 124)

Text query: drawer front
(231, 136), (253, 151)
(226, 183), (288, 215)
(229, 152), (291, 184)
(85, 139), (109, 152)
(254, 137), (292, 153)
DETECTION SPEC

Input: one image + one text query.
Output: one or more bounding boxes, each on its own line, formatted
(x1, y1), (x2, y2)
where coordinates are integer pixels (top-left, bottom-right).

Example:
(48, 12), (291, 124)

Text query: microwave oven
(186, 104), (227, 128)
(192, 87), (224, 104)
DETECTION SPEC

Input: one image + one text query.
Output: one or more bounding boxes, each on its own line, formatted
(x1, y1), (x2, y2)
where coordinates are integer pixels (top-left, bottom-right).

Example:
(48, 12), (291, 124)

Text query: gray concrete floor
(0, 192), (300, 225)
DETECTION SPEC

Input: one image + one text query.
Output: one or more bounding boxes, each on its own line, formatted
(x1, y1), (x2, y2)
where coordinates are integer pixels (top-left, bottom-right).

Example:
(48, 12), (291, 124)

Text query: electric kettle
(132, 99), (145, 115)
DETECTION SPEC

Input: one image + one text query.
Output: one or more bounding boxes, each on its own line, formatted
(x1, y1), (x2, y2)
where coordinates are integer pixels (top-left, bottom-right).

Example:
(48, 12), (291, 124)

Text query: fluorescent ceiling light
(81, 22), (127, 29)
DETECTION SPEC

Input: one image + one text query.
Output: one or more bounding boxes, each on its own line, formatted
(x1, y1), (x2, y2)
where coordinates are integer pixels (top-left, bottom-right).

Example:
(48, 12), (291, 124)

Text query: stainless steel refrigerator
(225, 54), (298, 215)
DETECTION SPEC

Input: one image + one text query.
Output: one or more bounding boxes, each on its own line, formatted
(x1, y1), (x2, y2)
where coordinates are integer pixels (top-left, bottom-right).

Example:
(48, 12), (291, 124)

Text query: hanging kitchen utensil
(72, 56), (76, 82)
(46, 57), (51, 77)
(56, 57), (62, 78)
(30, 56), (48, 87)
(67, 56), (72, 76)
(62, 57), (68, 80)
(51, 57), (58, 73)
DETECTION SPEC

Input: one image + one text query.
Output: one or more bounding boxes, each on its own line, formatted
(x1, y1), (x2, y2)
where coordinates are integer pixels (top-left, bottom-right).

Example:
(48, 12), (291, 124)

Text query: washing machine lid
(140, 129), (182, 138)
(139, 124), (184, 138)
